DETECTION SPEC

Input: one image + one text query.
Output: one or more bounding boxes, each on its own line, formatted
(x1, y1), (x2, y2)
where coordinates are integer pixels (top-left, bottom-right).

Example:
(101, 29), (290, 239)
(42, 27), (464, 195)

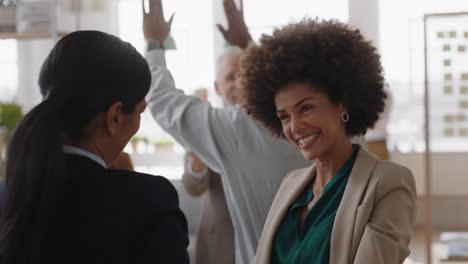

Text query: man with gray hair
(214, 47), (243, 107)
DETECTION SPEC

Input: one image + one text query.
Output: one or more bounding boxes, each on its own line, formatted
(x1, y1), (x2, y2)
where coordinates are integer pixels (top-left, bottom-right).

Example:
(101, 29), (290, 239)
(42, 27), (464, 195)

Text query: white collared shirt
(63, 145), (107, 168)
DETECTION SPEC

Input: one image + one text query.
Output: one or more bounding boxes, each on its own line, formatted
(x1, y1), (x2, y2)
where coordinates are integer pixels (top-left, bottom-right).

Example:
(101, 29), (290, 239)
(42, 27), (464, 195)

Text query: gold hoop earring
(341, 111), (349, 123)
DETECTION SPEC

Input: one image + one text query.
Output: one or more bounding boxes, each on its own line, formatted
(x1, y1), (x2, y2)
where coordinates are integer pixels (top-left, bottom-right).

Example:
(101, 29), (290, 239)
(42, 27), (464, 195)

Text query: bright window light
(0, 40), (18, 102)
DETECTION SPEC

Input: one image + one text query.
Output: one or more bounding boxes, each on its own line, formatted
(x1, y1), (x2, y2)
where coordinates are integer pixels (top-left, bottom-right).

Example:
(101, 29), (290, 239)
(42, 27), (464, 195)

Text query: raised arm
(142, 0), (240, 172)
(216, 0), (253, 49)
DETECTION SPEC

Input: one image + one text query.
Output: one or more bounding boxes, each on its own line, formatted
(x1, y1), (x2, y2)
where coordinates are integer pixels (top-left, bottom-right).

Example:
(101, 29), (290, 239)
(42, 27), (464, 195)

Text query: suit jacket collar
(63, 145), (107, 168)
(65, 153), (107, 172)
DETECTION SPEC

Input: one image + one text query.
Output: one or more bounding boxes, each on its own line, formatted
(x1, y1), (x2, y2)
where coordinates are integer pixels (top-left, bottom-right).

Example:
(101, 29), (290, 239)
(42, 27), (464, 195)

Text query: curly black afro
(239, 18), (387, 137)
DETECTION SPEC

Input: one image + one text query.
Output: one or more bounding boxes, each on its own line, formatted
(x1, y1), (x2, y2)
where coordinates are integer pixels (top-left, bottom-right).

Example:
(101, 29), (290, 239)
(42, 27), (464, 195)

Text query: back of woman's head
(39, 30), (150, 139)
(0, 31), (150, 263)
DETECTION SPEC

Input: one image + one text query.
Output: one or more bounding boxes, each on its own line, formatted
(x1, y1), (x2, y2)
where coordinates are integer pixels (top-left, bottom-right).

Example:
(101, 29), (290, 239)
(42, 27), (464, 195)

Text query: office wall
(15, 0), (119, 113)
(391, 152), (468, 229)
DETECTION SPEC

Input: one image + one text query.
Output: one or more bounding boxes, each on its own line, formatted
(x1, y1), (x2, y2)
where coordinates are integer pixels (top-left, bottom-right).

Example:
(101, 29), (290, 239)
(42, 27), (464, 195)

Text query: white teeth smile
(297, 134), (319, 146)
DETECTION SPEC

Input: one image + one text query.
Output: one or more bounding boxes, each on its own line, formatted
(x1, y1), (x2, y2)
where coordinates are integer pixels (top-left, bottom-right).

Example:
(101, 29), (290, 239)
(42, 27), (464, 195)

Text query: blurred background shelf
(0, 32), (69, 40)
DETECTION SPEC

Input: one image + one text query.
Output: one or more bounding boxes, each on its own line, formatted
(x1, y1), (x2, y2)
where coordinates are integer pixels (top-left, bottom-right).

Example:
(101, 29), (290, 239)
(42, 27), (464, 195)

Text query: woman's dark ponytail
(0, 101), (66, 262)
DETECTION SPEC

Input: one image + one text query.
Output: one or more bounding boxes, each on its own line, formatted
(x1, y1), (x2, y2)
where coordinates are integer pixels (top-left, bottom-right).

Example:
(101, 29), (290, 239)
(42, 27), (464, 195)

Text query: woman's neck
(314, 140), (354, 191)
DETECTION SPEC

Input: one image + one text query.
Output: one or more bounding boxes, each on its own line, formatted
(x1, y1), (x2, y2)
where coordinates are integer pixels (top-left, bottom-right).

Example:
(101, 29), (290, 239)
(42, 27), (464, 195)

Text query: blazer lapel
(261, 165), (317, 263)
(330, 148), (378, 264)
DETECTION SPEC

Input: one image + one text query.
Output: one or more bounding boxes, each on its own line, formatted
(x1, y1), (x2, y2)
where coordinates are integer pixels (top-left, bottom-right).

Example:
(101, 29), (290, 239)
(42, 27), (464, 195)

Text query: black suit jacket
(57, 154), (189, 263)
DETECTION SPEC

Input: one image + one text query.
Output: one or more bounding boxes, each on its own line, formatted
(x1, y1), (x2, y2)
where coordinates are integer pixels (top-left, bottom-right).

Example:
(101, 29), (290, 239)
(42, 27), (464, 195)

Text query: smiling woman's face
(274, 82), (349, 161)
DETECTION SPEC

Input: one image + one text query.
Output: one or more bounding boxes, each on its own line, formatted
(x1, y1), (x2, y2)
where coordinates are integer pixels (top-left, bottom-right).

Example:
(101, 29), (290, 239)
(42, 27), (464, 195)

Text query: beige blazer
(253, 147), (417, 264)
(182, 159), (234, 264)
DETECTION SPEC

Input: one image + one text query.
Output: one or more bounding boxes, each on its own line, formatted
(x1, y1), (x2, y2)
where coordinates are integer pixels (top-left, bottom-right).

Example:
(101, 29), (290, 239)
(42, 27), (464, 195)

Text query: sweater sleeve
(145, 50), (240, 173)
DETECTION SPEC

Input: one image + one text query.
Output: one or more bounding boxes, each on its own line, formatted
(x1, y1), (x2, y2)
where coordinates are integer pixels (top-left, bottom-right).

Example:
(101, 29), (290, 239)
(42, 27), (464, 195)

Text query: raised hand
(188, 152), (207, 173)
(142, 0), (175, 42)
(216, 0), (253, 49)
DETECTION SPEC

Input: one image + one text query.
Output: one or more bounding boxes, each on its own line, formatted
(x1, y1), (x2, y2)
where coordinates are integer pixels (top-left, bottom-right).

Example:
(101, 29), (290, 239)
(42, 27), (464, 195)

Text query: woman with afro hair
(239, 18), (416, 264)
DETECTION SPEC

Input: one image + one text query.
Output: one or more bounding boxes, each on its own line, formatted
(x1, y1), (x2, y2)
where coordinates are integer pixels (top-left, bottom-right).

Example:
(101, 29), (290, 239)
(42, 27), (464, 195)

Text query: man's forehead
(222, 54), (240, 64)
(220, 55), (240, 71)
